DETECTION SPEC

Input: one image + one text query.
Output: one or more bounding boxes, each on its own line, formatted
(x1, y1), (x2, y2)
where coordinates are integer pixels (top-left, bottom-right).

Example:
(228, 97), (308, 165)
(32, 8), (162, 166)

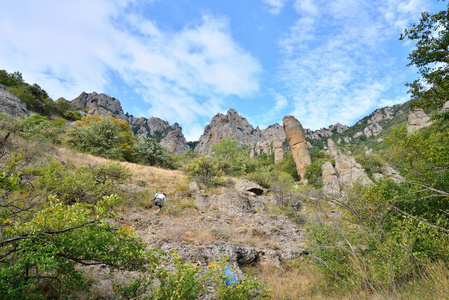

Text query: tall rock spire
(282, 115), (312, 182)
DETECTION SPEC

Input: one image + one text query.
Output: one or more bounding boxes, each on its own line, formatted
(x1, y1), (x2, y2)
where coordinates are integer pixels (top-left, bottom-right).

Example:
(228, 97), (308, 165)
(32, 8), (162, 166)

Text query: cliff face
(71, 92), (188, 154)
(71, 92), (127, 121)
(196, 109), (262, 154)
(0, 84), (29, 116)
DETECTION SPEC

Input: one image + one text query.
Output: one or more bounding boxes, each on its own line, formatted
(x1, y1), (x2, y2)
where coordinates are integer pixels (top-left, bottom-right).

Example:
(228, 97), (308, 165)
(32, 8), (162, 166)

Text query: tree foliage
(400, 1), (449, 116)
(305, 122), (449, 294)
(66, 116), (134, 160)
(132, 137), (176, 169)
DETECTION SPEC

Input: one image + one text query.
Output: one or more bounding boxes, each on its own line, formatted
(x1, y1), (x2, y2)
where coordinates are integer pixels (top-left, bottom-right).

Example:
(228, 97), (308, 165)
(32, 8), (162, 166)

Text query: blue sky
(0, 0), (444, 141)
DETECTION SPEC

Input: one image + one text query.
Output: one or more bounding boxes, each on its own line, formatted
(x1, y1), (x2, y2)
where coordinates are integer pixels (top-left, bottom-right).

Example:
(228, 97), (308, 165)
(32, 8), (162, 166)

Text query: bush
(183, 156), (224, 188)
(65, 116), (134, 160)
(132, 137), (176, 169)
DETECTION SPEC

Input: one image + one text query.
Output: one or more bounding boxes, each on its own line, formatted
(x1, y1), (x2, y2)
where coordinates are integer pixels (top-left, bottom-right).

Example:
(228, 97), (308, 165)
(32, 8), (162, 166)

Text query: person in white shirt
(154, 193), (166, 216)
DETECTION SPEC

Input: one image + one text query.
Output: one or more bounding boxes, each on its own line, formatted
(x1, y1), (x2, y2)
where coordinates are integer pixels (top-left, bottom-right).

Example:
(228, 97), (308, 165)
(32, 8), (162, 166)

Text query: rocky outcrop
(304, 123), (348, 140)
(372, 164), (404, 182)
(262, 123), (286, 144)
(159, 123), (189, 155)
(273, 139), (284, 163)
(71, 92), (127, 121)
(0, 84), (28, 116)
(322, 139), (372, 194)
(322, 162), (340, 196)
(70, 92), (188, 154)
(283, 116), (312, 182)
(195, 109), (262, 154)
(235, 179), (265, 196)
(407, 108), (433, 134)
(215, 188), (267, 215)
(363, 123), (383, 138)
(195, 109), (287, 155)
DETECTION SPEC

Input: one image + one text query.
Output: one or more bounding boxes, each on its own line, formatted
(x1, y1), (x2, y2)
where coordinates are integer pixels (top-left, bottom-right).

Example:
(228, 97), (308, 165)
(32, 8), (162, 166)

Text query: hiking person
(154, 193), (166, 216)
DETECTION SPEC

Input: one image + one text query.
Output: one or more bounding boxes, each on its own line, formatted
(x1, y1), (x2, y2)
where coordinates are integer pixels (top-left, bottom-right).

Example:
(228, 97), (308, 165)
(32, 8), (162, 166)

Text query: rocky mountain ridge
(0, 84), (413, 156)
(69, 92), (189, 155)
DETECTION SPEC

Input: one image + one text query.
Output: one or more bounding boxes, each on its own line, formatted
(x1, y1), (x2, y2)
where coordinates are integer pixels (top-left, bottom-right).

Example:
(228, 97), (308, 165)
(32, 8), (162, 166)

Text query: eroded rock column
(273, 139), (284, 163)
(282, 116), (311, 182)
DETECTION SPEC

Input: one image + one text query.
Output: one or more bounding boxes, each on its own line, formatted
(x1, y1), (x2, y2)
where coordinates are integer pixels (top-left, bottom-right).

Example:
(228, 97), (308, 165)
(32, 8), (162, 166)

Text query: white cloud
(276, 0), (430, 130)
(293, 0), (319, 16)
(262, 0), (289, 14)
(0, 0), (262, 141)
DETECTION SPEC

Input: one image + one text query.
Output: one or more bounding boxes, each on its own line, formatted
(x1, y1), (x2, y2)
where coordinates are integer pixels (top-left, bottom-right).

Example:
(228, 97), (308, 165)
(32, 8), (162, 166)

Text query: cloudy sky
(0, 0), (444, 141)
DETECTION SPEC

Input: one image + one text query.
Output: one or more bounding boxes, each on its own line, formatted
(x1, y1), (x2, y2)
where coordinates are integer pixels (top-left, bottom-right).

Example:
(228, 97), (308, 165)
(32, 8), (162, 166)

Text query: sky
(0, 0), (444, 141)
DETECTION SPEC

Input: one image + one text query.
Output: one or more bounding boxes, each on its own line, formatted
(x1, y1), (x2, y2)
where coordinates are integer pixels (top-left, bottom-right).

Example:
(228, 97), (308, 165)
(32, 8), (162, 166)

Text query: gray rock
(0, 84), (28, 116)
(193, 196), (210, 210)
(71, 91), (127, 121)
(407, 108), (433, 134)
(189, 181), (201, 191)
(160, 123), (189, 155)
(326, 139), (372, 188)
(235, 179), (265, 195)
(215, 188), (267, 215)
(322, 161), (340, 196)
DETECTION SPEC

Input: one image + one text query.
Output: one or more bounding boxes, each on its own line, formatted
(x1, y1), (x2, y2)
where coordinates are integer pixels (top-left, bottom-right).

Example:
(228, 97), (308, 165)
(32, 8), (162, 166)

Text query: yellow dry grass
(54, 148), (186, 195)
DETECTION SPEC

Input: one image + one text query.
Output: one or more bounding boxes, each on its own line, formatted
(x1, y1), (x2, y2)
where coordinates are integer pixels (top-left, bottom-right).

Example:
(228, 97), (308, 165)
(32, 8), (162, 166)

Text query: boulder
(215, 188), (267, 215)
(71, 91), (127, 121)
(282, 115), (312, 182)
(193, 195), (210, 210)
(0, 84), (28, 116)
(189, 181), (201, 191)
(235, 179), (265, 195)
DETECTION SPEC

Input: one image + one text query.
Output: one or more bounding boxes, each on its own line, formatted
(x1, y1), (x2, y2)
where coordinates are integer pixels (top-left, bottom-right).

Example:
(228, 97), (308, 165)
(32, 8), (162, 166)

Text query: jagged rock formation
(195, 109), (286, 155)
(283, 115), (312, 182)
(159, 123), (189, 155)
(304, 123), (348, 140)
(407, 108), (433, 134)
(322, 161), (340, 195)
(323, 139), (372, 194)
(0, 84), (28, 116)
(71, 91), (127, 121)
(71, 92), (188, 154)
(195, 109), (262, 154)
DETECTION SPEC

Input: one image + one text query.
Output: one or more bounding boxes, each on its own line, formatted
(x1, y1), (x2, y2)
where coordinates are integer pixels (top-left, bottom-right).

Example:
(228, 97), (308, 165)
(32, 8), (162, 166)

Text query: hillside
(1, 69), (449, 299)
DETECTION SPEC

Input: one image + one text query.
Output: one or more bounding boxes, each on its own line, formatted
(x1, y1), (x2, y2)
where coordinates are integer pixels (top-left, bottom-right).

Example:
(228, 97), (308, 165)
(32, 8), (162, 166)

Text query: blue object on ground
(225, 267), (237, 286)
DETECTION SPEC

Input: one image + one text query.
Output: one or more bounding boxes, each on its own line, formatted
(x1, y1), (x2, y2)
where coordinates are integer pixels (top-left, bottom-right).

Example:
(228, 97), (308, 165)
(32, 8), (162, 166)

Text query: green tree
(400, 1), (449, 116)
(183, 155), (224, 188)
(66, 116), (134, 160)
(132, 137), (176, 169)
(211, 138), (256, 176)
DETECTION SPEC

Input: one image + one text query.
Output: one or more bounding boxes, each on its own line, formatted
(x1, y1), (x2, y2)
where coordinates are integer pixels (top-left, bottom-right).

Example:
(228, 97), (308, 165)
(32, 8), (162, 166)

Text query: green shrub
(183, 156), (223, 188)
(304, 158), (328, 188)
(132, 137), (176, 169)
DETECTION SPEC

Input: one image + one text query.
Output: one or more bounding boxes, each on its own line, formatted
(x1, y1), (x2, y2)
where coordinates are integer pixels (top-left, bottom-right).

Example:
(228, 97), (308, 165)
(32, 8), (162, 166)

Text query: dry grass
(54, 148), (186, 195)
